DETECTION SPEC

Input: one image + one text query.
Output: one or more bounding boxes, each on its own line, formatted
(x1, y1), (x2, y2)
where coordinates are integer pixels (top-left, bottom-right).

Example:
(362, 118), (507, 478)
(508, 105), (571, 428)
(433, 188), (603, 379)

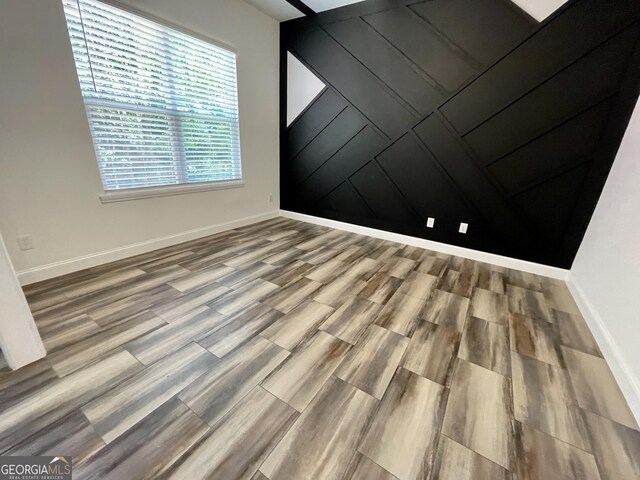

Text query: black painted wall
(280, 0), (640, 268)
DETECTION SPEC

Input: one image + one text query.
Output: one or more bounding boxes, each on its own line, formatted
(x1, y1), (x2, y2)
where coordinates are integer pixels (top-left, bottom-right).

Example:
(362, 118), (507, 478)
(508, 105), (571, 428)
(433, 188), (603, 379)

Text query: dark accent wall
(280, 0), (640, 268)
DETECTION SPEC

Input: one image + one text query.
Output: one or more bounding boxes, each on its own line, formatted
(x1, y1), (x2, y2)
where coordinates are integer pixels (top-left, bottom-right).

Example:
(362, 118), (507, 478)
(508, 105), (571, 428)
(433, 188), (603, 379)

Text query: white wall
(511, 0), (569, 22)
(0, 0), (280, 281)
(287, 52), (325, 126)
(569, 99), (640, 419)
(0, 231), (45, 369)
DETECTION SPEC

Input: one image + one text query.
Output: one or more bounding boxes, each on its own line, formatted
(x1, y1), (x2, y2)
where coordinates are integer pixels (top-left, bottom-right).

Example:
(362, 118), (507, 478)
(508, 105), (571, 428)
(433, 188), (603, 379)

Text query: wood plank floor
(1, 217), (639, 480)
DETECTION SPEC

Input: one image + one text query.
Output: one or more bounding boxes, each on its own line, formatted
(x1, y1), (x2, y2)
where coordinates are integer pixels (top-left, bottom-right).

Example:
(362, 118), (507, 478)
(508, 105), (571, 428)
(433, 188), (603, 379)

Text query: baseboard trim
(565, 273), (640, 424)
(17, 211), (280, 285)
(279, 210), (569, 280)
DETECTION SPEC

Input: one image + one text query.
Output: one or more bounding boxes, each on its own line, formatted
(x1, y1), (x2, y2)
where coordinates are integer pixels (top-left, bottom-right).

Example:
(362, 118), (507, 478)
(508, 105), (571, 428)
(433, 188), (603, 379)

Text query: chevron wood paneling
(281, 0), (640, 268)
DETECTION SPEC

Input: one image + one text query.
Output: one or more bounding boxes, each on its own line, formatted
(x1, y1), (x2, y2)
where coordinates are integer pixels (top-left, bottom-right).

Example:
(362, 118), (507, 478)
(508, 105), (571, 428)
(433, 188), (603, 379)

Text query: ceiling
(243, 0), (304, 22)
(305, 0), (366, 12)
(243, 0), (365, 22)
(244, 0), (570, 22)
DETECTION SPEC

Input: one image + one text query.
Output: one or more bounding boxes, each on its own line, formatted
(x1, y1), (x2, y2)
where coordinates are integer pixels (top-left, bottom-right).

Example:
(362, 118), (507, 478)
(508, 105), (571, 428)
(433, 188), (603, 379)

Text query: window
(62, 0), (242, 195)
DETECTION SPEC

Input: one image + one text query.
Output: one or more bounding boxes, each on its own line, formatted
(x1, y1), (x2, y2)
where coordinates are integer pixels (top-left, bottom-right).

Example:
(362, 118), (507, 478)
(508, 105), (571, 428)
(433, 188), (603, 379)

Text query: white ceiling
(243, 0), (304, 22)
(304, 0), (365, 13)
(244, 0), (568, 23)
(243, 0), (365, 21)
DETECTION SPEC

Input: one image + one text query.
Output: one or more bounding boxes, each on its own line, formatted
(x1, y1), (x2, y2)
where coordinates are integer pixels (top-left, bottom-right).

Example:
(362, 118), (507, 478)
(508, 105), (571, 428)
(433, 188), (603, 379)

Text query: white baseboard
(566, 273), (640, 424)
(17, 211), (280, 285)
(280, 210), (569, 280)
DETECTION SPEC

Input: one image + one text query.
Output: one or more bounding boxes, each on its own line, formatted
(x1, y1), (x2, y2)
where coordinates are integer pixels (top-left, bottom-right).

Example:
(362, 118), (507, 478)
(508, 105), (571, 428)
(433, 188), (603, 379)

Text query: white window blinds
(62, 0), (242, 191)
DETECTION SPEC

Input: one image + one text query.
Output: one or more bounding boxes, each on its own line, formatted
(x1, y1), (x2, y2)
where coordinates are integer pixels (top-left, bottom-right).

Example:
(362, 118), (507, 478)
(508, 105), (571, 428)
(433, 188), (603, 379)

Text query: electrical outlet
(17, 235), (34, 251)
(426, 217), (435, 228)
(459, 223), (468, 234)
(268, 194), (273, 203)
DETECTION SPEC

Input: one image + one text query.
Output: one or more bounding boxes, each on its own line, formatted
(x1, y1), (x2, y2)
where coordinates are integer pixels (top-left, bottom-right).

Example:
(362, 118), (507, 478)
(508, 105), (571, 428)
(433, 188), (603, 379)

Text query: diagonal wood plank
(125, 306), (228, 365)
(360, 368), (447, 480)
(0, 351), (142, 452)
(319, 296), (383, 344)
(262, 330), (351, 412)
(261, 376), (377, 480)
(375, 292), (426, 336)
(562, 346), (638, 430)
(442, 360), (514, 470)
(513, 421), (600, 480)
(168, 387), (298, 479)
(198, 303), (283, 357)
(458, 315), (510, 377)
(261, 300), (335, 351)
(420, 289), (469, 332)
(335, 324), (409, 399)
(511, 351), (592, 450)
(179, 336), (290, 427)
(431, 435), (512, 480)
(82, 343), (216, 443)
(73, 397), (209, 480)
(402, 320), (461, 385)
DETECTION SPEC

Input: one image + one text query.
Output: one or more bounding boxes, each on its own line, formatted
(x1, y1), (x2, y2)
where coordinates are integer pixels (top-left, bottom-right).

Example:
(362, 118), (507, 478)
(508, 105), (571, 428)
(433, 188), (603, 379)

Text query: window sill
(98, 180), (245, 203)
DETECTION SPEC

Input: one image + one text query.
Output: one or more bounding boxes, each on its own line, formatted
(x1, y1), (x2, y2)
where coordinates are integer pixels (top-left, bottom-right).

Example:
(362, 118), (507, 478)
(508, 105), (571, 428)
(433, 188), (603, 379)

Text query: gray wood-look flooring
(1, 217), (638, 479)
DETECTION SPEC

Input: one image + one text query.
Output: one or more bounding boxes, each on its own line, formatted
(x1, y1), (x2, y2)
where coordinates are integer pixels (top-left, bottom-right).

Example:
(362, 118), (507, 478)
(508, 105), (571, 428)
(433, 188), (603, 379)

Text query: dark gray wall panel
(350, 162), (421, 224)
(463, 27), (638, 162)
(410, 0), (535, 66)
(288, 28), (416, 138)
(281, 0), (640, 268)
(441, 0), (640, 133)
(287, 107), (365, 185)
(363, 7), (476, 92)
(316, 182), (374, 219)
(488, 101), (611, 195)
(323, 17), (443, 114)
(297, 127), (386, 206)
(377, 133), (475, 227)
(414, 114), (535, 248)
(515, 163), (592, 241)
(287, 89), (346, 159)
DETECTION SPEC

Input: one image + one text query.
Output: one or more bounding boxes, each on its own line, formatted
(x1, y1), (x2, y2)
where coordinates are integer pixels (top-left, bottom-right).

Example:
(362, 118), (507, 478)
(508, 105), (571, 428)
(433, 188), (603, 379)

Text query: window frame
(63, 0), (244, 202)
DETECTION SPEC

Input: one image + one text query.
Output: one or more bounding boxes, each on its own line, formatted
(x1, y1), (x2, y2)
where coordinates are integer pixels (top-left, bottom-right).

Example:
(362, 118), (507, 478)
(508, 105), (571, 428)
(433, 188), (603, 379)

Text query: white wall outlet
(459, 223), (468, 234)
(426, 217), (435, 228)
(17, 235), (34, 251)
(268, 194), (274, 203)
